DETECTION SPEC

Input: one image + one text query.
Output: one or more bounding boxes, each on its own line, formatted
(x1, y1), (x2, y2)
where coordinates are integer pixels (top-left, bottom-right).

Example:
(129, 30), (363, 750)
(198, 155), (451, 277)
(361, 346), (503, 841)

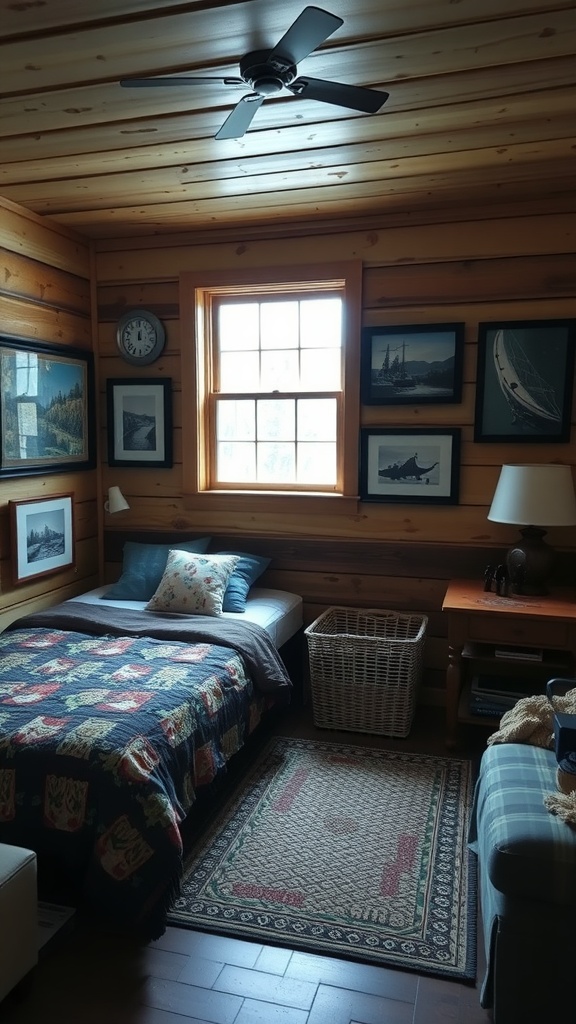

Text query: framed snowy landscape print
(360, 323), (465, 406)
(474, 319), (575, 442)
(10, 493), (74, 585)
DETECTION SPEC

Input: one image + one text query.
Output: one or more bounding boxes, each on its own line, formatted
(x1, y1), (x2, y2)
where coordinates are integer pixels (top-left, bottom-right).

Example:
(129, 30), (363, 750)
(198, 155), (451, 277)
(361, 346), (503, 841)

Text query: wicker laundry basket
(304, 605), (428, 738)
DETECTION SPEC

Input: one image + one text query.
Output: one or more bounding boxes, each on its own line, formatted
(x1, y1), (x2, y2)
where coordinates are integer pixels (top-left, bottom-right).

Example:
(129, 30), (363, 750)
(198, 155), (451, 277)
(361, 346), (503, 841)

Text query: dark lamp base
(506, 526), (555, 596)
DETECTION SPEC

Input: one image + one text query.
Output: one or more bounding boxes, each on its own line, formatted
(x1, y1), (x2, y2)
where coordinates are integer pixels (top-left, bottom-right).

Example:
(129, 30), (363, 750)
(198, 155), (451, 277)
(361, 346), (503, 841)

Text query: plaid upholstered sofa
(469, 743), (576, 1023)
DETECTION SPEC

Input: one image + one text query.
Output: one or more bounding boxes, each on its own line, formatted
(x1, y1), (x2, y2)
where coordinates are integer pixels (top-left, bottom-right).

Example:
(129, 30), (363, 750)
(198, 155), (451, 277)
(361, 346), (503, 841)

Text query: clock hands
(116, 308), (166, 365)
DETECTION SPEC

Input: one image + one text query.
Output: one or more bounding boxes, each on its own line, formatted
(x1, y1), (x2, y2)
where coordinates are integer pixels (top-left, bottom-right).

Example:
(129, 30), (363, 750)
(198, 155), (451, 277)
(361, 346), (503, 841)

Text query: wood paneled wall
(93, 207), (576, 707)
(0, 197), (99, 631)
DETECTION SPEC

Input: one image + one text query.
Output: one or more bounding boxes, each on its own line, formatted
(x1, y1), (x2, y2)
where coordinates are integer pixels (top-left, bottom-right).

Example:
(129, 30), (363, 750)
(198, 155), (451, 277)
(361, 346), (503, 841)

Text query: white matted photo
(106, 378), (173, 467)
(10, 493), (74, 584)
(360, 428), (460, 505)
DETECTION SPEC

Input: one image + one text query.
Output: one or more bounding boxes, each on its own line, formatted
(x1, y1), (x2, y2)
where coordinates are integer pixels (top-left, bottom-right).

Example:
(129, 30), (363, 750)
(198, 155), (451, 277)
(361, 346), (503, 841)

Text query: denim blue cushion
(217, 551), (271, 612)
(102, 538), (211, 601)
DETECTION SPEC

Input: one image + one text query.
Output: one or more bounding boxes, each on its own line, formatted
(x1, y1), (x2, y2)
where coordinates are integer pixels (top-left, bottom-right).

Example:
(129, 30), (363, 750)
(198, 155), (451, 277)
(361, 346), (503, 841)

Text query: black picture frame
(107, 378), (173, 468)
(361, 323), (465, 405)
(474, 319), (575, 442)
(360, 428), (461, 504)
(0, 337), (95, 478)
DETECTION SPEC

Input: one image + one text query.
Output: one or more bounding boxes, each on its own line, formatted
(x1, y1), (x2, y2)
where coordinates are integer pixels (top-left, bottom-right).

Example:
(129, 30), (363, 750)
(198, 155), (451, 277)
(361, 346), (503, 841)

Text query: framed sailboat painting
(474, 320), (575, 442)
(360, 323), (465, 406)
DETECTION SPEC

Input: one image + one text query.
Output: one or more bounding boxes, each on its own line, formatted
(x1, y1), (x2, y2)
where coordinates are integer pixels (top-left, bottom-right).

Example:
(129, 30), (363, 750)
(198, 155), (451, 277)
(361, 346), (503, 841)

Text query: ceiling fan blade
(289, 76), (388, 113)
(120, 75), (244, 88)
(268, 6), (343, 70)
(215, 94), (265, 140)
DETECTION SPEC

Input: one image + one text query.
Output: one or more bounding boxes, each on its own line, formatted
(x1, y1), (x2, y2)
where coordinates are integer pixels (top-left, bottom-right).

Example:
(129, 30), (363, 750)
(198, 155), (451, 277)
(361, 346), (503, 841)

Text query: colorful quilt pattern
(0, 626), (271, 936)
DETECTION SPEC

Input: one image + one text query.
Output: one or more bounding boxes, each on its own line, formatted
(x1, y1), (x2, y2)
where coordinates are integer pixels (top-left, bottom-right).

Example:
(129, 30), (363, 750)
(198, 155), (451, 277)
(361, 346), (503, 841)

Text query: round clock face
(116, 309), (165, 365)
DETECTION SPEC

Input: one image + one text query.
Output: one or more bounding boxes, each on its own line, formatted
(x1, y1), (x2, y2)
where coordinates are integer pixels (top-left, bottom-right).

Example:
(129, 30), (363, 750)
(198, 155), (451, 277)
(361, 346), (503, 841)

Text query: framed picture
(474, 319), (575, 442)
(10, 493), (74, 585)
(361, 323), (465, 405)
(360, 428), (461, 504)
(107, 378), (173, 467)
(0, 337), (95, 478)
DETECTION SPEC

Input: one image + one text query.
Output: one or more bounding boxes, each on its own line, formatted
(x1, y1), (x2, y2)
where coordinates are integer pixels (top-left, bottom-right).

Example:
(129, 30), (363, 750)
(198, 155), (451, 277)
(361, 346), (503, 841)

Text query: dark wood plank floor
(1, 705), (493, 1024)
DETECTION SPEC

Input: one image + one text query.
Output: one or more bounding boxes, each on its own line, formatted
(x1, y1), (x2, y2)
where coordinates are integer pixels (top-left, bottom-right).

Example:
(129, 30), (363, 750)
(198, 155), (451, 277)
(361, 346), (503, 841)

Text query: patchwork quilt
(0, 619), (285, 937)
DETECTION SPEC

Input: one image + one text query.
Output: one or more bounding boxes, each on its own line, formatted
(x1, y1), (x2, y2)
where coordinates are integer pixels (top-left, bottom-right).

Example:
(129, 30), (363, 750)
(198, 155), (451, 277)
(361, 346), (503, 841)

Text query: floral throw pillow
(145, 550), (240, 616)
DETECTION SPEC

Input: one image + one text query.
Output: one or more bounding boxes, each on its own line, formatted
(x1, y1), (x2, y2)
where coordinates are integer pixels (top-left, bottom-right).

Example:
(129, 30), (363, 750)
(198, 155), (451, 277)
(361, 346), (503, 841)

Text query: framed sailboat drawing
(474, 320), (575, 442)
(360, 323), (465, 406)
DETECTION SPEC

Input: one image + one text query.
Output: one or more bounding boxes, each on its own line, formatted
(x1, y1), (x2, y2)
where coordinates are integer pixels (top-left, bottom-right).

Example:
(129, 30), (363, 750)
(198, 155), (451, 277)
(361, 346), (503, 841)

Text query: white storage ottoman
(0, 843), (38, 1002)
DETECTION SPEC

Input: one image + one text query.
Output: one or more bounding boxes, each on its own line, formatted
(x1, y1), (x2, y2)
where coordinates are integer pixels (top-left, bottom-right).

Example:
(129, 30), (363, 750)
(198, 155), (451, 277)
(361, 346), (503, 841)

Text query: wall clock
(116, 308), (166, 365)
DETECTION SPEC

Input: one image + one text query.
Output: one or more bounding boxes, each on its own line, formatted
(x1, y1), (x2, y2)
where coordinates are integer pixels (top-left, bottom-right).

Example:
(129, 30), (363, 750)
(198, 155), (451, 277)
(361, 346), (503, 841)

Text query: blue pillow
(102, 538), (211, 601)
(217, 551), (271, 612)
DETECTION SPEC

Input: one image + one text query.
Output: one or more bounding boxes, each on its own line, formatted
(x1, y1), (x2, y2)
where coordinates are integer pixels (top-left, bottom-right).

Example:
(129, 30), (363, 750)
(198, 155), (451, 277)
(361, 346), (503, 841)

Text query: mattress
(71, 585), (303, 650)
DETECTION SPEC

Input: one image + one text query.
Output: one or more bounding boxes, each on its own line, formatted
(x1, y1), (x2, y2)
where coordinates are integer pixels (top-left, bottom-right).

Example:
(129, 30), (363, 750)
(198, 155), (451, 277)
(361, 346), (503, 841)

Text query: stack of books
(494, 646), (543, 662)
(469, 674), (531, 718)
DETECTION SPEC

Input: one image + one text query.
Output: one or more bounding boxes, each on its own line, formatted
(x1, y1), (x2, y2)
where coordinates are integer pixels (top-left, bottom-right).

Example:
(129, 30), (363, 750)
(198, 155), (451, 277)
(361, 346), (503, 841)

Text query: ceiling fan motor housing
(239, 50), (296, 95)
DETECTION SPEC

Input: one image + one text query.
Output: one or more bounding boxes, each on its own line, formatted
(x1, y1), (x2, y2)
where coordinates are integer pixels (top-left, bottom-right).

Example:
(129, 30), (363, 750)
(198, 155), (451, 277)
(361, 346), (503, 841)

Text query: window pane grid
(205, 285), (347, 492)
(216, 296), (342, 395)
(212, 395), (338, 488)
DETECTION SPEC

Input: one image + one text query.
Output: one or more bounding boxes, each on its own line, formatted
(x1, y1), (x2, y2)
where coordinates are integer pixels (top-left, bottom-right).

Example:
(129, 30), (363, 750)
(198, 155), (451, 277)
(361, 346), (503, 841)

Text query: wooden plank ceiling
(1, 1), (575, 238)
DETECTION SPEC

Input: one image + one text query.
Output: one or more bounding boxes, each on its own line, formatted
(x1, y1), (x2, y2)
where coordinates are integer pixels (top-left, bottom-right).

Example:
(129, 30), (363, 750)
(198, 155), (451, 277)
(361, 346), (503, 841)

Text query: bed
(0, 544), (302, 938)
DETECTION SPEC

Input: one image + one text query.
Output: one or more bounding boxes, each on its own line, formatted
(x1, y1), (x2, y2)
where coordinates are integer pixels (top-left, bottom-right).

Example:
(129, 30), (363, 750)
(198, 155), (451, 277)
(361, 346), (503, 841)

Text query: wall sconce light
(105, 486), (130, 514)
(488, 464), (576, 595)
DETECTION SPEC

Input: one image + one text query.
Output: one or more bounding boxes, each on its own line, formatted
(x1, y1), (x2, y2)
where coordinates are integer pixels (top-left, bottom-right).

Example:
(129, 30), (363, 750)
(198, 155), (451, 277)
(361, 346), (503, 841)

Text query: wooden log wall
(90, 205), (575, 709)
(0, 197), (99, 631)
(102, 529), (576, 706)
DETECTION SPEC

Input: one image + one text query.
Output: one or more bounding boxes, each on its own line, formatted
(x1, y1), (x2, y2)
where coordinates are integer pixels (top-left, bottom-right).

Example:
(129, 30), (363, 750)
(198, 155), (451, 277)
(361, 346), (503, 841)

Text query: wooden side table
(442, 579), (576, 747)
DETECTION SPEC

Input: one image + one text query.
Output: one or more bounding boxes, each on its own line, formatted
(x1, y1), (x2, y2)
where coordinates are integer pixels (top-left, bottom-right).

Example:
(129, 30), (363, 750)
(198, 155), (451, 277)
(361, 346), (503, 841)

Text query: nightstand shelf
(442, 579), (576, 746)
(457, 680), (500, 728)
(461, 641), (571, 665)
(461, 642), (572, 693)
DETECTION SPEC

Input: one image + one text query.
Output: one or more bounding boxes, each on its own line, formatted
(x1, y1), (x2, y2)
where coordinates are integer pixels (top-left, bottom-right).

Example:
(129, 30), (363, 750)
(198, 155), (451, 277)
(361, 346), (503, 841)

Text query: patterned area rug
(169, 735), (477, 980)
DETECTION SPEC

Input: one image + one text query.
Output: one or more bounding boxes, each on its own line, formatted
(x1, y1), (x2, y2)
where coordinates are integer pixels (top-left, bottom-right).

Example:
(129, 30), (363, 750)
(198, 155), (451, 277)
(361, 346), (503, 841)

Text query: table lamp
(487, 464), (576, 595)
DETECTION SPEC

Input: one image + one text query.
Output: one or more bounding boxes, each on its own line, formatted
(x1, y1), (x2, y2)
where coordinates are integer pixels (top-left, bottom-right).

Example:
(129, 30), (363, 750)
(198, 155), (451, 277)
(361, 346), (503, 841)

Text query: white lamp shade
(106, 486), (130, 513)
(488, 464), (576, 526)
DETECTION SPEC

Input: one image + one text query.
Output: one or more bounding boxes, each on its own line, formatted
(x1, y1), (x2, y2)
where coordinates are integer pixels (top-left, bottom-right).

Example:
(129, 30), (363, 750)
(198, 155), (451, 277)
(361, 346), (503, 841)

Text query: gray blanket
(10, 601), (293, 700)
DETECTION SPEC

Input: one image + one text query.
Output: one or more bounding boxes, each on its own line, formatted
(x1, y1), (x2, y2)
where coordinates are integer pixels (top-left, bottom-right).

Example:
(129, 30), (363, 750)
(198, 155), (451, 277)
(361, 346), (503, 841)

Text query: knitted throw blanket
(487, 688), (576, 825)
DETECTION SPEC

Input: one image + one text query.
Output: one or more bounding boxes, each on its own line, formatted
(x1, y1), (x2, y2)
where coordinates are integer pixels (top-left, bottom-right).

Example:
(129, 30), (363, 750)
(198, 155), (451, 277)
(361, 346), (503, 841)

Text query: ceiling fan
(120, 5), (388, 140)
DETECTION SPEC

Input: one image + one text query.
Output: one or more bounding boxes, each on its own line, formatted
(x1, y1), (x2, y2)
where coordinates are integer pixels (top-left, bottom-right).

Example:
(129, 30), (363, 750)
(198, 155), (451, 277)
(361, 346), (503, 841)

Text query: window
(215, 292), (342, 488)
(181, 262), (362, 510)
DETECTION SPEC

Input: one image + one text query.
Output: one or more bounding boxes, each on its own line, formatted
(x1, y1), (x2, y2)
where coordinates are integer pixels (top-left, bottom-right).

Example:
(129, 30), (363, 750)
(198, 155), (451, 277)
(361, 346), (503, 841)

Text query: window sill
(182, 490), (361, 515)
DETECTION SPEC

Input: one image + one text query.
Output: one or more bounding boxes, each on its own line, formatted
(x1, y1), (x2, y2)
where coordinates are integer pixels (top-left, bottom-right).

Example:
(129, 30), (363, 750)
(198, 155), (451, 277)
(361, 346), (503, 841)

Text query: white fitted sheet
(70, 586), (303, 649)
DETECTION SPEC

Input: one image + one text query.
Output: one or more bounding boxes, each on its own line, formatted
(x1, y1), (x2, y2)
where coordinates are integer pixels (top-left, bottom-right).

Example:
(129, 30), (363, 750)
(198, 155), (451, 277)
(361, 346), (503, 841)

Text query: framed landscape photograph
(0, 337), (95, 478)
(474, 319), (575, 442)
(107, 378), (173, 467)
(361, 323), (465, 405)
(10, 493), (74, 585)
(360, 428), (461, 504)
